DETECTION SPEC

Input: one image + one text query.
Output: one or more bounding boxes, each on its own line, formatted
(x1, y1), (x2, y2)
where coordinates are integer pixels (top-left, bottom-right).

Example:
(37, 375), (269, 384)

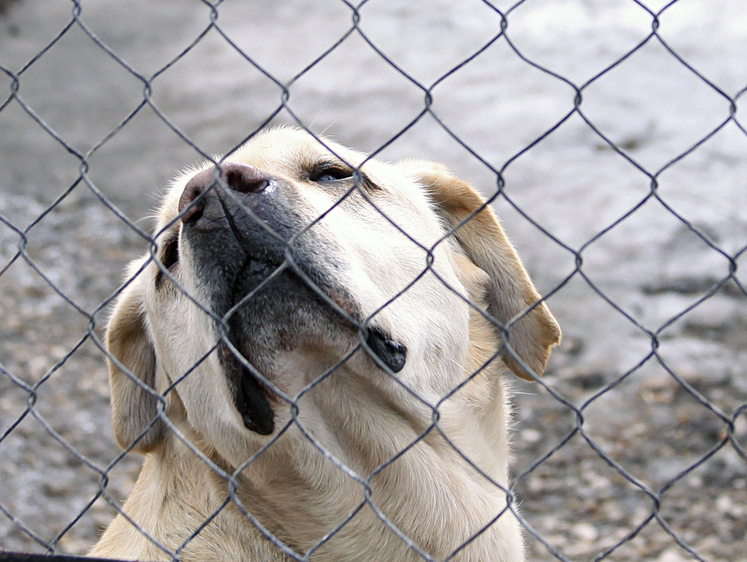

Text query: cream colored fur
(90, 128), (560, 562)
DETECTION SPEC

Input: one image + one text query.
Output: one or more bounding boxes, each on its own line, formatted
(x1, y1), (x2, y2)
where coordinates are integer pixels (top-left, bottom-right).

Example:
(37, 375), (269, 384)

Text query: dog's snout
(179, 163), (270, 225)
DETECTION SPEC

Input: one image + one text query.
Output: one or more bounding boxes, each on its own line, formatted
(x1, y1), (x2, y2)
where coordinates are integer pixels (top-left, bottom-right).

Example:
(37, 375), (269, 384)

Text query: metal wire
(1, 0), (745, 561)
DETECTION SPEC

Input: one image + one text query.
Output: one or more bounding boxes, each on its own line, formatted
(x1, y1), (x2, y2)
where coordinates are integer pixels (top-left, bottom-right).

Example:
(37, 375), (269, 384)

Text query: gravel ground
(1, 0), (746, 560)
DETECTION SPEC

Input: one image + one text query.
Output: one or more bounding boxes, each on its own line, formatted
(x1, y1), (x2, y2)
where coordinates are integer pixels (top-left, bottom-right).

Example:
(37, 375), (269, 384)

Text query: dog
(90, 127), (560, 562)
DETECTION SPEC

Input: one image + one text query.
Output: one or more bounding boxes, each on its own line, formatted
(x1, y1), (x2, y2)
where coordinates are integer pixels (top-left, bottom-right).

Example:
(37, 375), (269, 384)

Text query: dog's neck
(94, 360), (522, 562)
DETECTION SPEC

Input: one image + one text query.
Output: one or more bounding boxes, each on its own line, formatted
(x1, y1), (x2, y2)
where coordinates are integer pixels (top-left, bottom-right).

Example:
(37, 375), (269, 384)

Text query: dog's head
(105, 127), (560, 466)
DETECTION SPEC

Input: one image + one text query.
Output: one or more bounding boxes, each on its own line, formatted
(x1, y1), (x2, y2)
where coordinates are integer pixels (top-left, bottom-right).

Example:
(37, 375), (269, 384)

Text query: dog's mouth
(217, 253), (354, 437)
(212, 249), (408, 437)
(218, 254), (298, 438)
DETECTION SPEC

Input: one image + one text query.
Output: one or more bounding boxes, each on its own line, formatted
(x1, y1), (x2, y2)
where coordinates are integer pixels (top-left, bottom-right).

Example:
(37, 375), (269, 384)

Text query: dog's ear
(404, 161), (561, 380)
(106, 274), (165, 452)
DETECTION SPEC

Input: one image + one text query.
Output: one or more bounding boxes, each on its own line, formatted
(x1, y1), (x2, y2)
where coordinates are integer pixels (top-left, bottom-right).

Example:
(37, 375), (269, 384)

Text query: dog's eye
(155, 238), (179, 288)
(310, 165), (353, 183)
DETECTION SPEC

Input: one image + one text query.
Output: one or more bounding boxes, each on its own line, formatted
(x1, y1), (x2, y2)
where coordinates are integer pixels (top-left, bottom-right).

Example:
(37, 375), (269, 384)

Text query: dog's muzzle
(180, 163), (280, 436)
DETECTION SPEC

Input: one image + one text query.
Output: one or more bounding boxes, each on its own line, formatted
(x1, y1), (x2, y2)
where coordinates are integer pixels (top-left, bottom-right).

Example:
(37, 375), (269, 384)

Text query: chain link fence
(1, 0), (746, 560)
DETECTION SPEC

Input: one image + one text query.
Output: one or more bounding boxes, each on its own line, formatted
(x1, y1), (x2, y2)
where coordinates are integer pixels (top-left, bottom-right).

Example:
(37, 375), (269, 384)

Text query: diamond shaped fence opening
(1, 1), (746, 561)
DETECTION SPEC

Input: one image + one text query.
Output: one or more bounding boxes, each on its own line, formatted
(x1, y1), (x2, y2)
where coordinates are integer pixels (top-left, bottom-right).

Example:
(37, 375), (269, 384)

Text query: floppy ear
(106, 275), (165, 452)
(405, 161), (561, 380)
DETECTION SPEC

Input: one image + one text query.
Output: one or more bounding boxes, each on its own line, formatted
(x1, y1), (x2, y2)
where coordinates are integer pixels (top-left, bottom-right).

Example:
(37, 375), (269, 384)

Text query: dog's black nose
(179, 163), (269, 225)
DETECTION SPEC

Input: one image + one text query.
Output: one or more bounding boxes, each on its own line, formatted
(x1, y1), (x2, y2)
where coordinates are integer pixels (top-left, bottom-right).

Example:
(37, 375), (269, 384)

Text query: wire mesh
(1, 0), (746, 561)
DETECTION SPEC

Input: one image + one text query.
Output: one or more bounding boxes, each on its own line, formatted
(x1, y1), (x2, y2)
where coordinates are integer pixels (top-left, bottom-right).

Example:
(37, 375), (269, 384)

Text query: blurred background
(1, 0), (745, 560)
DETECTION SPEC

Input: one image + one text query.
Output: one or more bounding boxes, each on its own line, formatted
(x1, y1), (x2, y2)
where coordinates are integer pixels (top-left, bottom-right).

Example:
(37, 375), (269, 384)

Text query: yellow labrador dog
(91, 127), (560, 562)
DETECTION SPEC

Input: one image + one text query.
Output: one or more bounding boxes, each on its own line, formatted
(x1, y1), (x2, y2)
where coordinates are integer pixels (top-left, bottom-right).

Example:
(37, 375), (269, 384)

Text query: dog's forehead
(232, 128), (365, 173)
